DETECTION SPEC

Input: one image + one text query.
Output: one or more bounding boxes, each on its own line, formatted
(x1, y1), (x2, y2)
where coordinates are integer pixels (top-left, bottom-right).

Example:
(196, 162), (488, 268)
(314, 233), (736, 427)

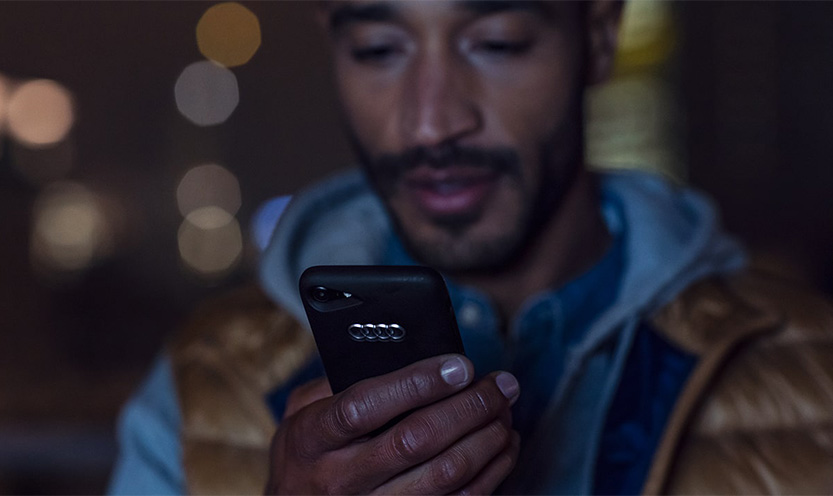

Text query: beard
(405, 207), (533, 274)
(346, 128), (581, 274)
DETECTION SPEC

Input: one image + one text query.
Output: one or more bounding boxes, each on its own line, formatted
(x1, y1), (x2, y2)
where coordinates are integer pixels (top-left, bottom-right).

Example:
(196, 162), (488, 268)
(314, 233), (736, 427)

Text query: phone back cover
(300, 265), (464, 393)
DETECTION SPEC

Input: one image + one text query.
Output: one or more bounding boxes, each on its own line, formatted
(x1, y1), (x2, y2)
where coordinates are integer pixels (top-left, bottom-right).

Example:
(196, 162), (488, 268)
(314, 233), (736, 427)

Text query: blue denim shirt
(382, 231), (625, 443)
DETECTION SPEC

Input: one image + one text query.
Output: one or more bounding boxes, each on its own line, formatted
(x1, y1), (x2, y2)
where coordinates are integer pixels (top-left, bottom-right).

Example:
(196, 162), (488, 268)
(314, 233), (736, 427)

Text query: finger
(284, 377), (332, 419)
(454, 430), (521, 496)
(359, 371), (519, 489)
(374, 416), (515, 495)
(297, 354), (475, 453)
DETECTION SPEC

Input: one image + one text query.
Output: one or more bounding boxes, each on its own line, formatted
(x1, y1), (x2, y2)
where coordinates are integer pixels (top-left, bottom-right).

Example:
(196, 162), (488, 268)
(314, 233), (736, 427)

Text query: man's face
(325, 1), (599, 273)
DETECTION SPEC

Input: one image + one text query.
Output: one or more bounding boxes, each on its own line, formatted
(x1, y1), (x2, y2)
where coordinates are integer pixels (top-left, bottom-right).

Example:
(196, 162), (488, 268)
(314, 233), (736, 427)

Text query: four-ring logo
(348, 323), (406, 342)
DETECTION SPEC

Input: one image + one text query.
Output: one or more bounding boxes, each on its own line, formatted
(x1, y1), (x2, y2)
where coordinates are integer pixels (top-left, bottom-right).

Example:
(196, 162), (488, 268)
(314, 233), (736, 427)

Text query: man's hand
(266, 354), (520, 494)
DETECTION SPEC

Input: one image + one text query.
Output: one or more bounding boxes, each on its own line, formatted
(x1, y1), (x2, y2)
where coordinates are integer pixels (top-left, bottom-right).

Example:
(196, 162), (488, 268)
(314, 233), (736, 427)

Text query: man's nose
(400, 53), (482, 149)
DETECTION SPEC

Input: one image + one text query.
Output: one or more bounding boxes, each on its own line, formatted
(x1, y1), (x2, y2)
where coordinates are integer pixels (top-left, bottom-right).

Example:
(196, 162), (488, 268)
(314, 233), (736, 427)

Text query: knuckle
(458, 484), (479, 496)
(322, 477), (351, 496)
(387, 416), (435, 462)
(462, 388), (497, 418)
(487, 419), (511, 447)
(431, 447), (472, 491)
(330, 392), (367, 437)
(395, 372), (435, 403)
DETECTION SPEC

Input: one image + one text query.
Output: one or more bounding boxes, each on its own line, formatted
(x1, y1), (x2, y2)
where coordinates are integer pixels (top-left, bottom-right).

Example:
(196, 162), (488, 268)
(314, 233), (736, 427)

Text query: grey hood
(259, 170), (390, 325)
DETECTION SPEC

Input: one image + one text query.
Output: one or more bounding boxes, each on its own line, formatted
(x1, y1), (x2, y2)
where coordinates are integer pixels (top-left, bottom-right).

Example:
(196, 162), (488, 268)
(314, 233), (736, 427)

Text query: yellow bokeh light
(8, 79), (74, 148)
(178, 206), (243, 276)
(176, 163), (241, 218)
(587, 76), (683, 181)
(31, 182), (111, 272)
(614, 0), (675, 74)
(197, 2), (261, 68)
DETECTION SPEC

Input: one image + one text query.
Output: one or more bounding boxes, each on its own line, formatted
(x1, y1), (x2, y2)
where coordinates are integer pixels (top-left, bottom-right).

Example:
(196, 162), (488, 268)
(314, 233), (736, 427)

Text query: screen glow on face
(329, 1), (588, 272)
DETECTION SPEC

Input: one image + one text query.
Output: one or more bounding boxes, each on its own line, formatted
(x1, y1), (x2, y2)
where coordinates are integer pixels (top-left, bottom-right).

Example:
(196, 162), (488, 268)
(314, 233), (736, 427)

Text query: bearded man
(109, 2), (833, 494)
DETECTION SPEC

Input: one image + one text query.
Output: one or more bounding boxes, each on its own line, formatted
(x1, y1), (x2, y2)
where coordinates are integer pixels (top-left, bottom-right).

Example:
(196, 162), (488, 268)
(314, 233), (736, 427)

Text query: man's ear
(586, 0), (624, 86)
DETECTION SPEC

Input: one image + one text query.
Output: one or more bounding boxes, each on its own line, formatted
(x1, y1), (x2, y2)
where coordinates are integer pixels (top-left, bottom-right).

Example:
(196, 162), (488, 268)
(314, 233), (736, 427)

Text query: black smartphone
(299, 265), (465, 394)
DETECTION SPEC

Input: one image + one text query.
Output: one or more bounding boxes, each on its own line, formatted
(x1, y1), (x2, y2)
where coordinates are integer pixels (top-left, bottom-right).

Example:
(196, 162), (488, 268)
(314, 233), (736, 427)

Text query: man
(110, 1), (833, 494)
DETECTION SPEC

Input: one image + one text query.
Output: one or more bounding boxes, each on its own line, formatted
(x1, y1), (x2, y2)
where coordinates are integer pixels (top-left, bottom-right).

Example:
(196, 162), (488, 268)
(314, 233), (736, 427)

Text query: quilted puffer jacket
(170, 271), (833, 494)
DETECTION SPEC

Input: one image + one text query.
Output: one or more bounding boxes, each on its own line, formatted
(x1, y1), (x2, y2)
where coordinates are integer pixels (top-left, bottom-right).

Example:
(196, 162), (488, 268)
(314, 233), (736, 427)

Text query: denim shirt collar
(381, 197), (626, 384)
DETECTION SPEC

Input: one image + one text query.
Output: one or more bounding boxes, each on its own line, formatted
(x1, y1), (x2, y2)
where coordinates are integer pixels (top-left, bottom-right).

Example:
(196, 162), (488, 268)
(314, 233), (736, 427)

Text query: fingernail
(495, 372), (520, 404)
(440, 356), (469, 386)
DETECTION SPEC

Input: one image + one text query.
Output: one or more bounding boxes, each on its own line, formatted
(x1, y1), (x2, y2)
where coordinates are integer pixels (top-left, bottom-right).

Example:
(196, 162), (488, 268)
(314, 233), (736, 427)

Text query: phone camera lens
(312, 287), (330, 303)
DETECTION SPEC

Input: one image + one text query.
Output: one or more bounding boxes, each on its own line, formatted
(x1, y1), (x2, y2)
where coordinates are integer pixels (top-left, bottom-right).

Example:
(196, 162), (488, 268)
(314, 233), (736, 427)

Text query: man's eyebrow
(328, 2), (399, 31)
(455, 0), (550, 18)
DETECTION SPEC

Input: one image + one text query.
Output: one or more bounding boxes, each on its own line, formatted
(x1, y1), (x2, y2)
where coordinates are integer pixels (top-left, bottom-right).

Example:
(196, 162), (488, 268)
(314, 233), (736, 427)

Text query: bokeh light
(7, 79), (74, 148)
(174, 61), (239, 126)
(197, 2), (262, 68)
(587, 0), (682, 181)
(586, 76), (683, 180)
(184, 205), (234, 230)
(31, 182), (112, 272)
(176, 163), (241, 218)
(178, 206), (243, 276)
(615, 1), (675, 73)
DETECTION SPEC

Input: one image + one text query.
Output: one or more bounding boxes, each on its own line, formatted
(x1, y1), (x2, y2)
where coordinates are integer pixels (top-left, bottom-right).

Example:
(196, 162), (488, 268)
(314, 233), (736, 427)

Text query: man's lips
(401, 166), (499, 218)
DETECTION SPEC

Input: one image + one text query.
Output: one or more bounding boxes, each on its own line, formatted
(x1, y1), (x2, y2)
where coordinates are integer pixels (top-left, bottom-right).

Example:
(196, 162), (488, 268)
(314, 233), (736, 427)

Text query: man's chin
(385, 191), (527, 273)
(423, 211), (481, 232)
(399, 226), (523, 275)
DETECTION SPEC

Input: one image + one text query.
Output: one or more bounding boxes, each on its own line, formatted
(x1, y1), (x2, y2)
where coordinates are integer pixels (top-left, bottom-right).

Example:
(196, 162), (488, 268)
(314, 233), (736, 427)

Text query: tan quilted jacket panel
(645, 272), (833, 494)
(171, 274), (833, 495)
(170, 286), (316, 495)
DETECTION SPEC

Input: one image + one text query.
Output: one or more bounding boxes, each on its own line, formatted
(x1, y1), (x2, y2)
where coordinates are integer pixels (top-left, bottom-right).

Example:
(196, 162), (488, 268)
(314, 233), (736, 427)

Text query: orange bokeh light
(8, 79), (74, 147)
(197, 2), (262, 68)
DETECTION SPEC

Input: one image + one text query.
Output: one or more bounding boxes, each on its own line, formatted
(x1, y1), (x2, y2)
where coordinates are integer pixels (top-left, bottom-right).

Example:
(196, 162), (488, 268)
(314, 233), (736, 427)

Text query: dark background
(0, 2), (831, 493)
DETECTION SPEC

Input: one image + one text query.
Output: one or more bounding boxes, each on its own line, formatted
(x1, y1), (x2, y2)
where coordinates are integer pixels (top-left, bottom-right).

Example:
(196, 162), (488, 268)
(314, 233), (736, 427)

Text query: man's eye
(351, 45), (399, 63)
(476, 40), (532, 56)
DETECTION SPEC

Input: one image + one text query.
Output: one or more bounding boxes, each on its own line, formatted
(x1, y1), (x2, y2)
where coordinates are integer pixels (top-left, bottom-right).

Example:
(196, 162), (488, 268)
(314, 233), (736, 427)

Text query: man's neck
(456, 169), (611, 322)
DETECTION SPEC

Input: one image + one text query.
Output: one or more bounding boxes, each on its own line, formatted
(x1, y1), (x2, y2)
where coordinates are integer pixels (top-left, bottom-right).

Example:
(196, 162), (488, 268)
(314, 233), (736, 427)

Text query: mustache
(366, 144), (521, 184)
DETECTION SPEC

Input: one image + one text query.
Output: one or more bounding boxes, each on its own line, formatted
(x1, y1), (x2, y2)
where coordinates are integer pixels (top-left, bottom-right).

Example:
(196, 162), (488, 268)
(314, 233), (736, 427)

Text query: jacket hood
(259, 168), (745, 330)
(259, 170), (390, 324)
(573, 170), (746, 358)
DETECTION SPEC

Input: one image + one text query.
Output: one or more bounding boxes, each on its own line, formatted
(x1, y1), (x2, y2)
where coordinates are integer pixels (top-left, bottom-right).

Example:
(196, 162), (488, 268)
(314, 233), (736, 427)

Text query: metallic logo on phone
(348, 323), (406, 342)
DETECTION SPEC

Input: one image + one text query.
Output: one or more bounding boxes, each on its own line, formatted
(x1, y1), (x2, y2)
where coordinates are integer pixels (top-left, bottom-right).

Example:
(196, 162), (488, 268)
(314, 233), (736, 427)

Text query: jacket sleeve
(107, 355), (186, 495)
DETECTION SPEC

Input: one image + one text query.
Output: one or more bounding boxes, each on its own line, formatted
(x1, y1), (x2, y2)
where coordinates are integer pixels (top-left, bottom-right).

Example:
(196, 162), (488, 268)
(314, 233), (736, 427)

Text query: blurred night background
(0, 1), (831, 493)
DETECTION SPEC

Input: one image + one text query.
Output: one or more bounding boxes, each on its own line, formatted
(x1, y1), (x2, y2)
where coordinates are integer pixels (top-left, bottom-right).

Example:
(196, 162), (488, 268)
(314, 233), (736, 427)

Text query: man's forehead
(325, 0), (554, 30)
